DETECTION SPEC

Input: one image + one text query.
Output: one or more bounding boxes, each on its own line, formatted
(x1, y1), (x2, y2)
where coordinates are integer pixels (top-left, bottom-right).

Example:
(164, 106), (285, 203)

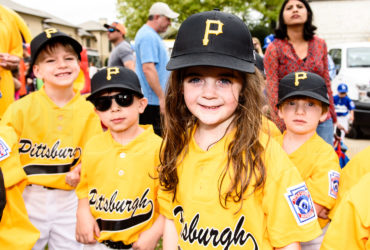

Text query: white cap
(149, 2), (179, 19)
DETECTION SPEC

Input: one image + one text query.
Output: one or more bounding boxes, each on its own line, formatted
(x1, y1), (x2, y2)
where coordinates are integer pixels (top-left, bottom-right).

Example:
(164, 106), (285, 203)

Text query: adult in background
(0, 5), (24, 118)
(264, 0), (336, 145)
(104, 22), (135, 71)
(134, 2), (178, 135)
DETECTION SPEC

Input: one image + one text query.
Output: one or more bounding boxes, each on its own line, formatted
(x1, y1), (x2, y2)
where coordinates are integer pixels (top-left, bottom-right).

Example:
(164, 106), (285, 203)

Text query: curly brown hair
(158, 66), (267, 209)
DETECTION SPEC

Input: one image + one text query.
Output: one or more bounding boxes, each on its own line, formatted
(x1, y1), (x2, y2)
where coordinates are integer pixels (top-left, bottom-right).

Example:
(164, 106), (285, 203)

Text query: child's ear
(138, 97), (148, 114)
(278, 106), (284, 119)
(33, 65), (41, 79)
(319, 110), (328, 123)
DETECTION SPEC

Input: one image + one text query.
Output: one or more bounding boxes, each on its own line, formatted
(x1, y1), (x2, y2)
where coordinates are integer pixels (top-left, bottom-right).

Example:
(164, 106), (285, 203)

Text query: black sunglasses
(93, 92), (135, 111)
(108, 28), (118, 33)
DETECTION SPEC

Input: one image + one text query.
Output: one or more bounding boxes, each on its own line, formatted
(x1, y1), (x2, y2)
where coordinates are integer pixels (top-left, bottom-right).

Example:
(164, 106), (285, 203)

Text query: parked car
(328, 42), (370, 138)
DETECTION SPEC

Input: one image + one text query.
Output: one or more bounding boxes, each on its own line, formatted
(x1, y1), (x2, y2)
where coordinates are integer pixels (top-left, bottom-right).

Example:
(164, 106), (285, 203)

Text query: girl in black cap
(158, 9), (322, 250)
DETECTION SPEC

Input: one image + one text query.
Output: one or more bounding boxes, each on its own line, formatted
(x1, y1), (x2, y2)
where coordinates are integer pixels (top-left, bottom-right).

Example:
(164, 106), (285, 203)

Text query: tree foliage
(117, 0), (284, 39)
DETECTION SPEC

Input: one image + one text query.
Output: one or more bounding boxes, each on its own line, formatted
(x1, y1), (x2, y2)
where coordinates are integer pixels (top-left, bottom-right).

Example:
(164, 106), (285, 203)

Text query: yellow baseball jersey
(76, 125), (162, 245)
(1, 87), (102, 190)
(0, 5), (24, 118)
(0, 125), (40, 249)
(330, 146), (370, 218)
(276, 133), (340, 228)
(321, 172), (370, 250)
(158, 130), (321, 249)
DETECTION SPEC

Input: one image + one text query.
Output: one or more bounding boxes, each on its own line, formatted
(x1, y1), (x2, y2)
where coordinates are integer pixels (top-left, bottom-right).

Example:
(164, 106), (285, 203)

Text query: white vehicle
(328, 42), (370, 138)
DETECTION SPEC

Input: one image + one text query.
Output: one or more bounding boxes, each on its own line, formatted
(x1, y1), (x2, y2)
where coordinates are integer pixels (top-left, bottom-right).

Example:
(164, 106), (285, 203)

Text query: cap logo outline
(202, 19), (224, 46)
(44, 28), (58, 38)
(107, 67), (120, 80)
(294, 72), (307, 86)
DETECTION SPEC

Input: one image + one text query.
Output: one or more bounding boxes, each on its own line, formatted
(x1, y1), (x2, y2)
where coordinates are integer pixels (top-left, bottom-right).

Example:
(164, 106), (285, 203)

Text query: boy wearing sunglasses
(1, 29), (103, 249)
(76, 66), (164, 249)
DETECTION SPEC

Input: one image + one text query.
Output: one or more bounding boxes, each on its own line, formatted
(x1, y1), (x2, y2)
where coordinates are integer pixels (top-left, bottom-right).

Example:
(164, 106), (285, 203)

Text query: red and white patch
(285, 182), (317, 226)
(0, 137), (11, 161)
(328, 170), (340, 199)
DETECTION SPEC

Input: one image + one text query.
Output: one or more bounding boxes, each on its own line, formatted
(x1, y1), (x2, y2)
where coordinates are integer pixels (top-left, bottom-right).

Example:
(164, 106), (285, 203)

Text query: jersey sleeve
(75, 143), (90, 199)
(305, 148), (340, 210)
(263, 141), (322, 247)
(321, 182), (369, 250)
(78, 104), (103, 149)
(0, 102), (24, 139)
(0, 126), (27, 188)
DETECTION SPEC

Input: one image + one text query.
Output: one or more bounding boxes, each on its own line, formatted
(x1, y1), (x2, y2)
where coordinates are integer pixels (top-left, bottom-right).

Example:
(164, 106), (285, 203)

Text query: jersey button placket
(117, 152), (126, 177)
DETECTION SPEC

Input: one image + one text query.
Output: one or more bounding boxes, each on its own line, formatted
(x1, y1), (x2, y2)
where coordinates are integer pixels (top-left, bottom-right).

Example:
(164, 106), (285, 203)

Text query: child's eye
(288, 101), (296, 106)
(66, 57), (75, 61)
(45, 59), (55, 63)
(218, 78), (232, 85)
(306, 102), (315, 107)
(187, 77), (203, 84)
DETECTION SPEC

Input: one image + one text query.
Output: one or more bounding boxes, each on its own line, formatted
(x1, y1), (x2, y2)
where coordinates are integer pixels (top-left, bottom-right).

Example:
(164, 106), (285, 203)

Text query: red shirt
(264, 36), (337, 131)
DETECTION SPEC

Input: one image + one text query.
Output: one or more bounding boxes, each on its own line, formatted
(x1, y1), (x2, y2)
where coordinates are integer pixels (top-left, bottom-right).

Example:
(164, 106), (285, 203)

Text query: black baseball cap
(87, 66), (143, 101)
(277, 71), (330, 106)
(167, 9), (255, 73)
(30, 28), (82, 72)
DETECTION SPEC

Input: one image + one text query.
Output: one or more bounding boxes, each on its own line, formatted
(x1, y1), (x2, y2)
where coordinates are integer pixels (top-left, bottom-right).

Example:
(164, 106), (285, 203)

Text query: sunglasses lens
(94, 97), (112, 111)
(108, 28), (116, 32)
(115, 93), (134, 107)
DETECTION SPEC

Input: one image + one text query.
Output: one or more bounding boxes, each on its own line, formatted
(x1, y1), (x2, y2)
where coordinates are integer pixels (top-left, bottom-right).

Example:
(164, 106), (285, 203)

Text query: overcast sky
(13, 0), (119, 25)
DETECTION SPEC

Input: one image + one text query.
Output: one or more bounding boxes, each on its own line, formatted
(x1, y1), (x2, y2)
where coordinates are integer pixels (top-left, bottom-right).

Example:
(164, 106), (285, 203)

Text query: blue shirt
(135, 25), (170, 105)
(334, 95), (355, 116)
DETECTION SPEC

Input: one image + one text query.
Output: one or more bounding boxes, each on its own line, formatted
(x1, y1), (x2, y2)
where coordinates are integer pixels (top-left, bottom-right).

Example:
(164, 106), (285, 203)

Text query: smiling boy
(276, 71), (340, 249)
(1, 29), (102, 249)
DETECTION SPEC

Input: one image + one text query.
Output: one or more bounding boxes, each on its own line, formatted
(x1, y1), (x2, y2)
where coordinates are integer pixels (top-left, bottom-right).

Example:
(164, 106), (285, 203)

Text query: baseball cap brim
(277, 90), (330, 106)
(86, 84), (143, 101)
(167, 52), (255, 73)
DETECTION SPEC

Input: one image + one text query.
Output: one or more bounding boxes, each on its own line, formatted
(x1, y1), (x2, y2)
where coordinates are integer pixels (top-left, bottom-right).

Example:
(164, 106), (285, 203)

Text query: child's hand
(314, 202), (329, 219)
(0, 53), (20, 70)
(65, 163), (81, 187)
(132, 229), (158, 250)
(76, 198), (100, 244)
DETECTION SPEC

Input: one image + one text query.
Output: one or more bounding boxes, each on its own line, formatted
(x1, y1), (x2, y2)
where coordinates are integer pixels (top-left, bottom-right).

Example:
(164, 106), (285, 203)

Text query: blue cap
(337, 83), (348, 93)
(263, 34), (275, 49)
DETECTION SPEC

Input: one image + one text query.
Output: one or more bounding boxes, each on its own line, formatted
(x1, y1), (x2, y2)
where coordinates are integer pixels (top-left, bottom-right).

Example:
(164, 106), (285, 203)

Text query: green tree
(117, 0), (283, 39)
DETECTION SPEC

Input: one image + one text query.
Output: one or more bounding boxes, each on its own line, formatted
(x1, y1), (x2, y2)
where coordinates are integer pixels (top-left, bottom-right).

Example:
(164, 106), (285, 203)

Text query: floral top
(264, 36), (337, 131)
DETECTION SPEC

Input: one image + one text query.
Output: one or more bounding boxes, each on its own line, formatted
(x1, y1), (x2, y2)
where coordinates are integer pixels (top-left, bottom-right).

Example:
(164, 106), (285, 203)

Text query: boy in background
(1, 29), (102, 249)
(0, 125), (40, 249)
(276, 71), (340, 249)
(76, 67), (164, 249)
(334, 83), (355, 139)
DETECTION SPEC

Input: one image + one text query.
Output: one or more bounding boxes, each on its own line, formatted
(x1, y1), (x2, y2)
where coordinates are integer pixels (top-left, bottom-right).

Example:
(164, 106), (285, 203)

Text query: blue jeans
(316, 118), (334, 146)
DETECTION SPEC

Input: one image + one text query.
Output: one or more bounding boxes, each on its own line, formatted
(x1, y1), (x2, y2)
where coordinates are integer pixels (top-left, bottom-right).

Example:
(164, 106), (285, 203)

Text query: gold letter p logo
(44, 28), (58, 38)
(202, 20), (224, 46)
(107, 67), (120, 80)
(294, 72), (307, 86)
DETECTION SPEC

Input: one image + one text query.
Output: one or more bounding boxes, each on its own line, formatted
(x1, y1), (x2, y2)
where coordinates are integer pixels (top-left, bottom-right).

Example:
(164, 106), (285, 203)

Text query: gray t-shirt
(108, 40), (135, 67)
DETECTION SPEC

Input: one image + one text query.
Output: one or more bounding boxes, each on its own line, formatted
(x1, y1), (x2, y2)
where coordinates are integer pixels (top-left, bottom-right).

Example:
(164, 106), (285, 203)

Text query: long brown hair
(159, 66), (267, 209)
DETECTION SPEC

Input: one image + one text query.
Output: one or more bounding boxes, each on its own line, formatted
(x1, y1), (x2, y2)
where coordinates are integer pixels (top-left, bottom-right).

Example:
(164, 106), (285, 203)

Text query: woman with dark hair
(264, 0), (336, 145)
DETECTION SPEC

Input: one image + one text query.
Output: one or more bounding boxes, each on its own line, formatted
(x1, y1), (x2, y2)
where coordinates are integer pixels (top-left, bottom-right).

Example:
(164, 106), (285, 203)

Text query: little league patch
(285, 182), (317, 226)
(0, 137), (11, 161)
(328, 170), (340, 199)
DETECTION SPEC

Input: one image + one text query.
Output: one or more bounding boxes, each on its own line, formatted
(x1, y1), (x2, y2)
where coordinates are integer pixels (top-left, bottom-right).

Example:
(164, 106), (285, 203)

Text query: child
(1, 29), (103, 249)
(76, 66), (164, 249)
(321, 171), (370, 249)
(276, 71), (341, 249)
(334, 83), (355, 139)
(0, 125), (40, 249)
(158, 10), (322, 249)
